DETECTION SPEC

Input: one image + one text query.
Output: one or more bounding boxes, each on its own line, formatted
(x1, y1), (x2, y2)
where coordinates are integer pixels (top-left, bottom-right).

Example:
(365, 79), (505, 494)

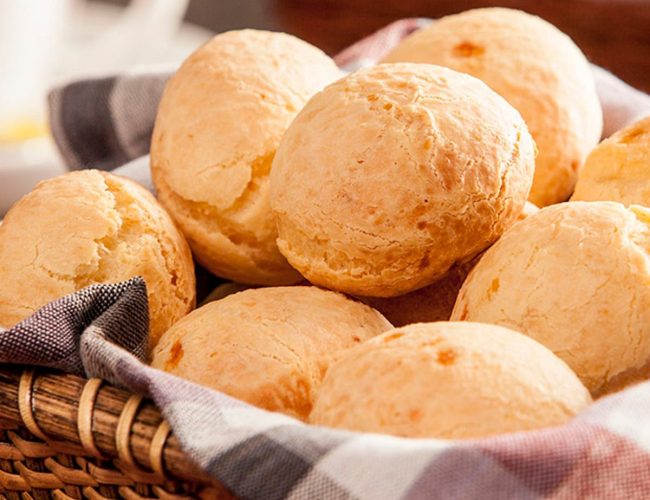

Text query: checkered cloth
(2, 19), (649, 499)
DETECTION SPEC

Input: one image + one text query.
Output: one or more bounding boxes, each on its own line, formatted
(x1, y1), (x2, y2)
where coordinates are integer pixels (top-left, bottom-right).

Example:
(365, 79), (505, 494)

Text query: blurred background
(1, 0), (649, 214)
(138, 0), (650, 92)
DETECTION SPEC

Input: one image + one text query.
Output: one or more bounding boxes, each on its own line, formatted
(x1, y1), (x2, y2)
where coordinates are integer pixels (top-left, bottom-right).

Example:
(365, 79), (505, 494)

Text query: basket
(0, 366), (231, 499)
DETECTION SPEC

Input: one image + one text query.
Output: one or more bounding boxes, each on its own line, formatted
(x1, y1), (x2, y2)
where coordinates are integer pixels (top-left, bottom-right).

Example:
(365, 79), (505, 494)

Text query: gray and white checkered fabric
(48, 72), (169, 171)
(3, 279), (650, 499)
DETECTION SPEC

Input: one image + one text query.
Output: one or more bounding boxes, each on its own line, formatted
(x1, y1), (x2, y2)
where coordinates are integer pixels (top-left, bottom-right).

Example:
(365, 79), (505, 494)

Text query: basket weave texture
(0, 367), (231, 499)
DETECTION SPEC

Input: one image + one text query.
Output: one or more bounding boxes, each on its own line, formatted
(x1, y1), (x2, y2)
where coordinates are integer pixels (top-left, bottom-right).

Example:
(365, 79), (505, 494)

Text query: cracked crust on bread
(0, 170), (195, 349)
(151, 30), (341, 285)
(572, 116), (650, 206)
(452, 201), (650, 396)
(383, 8), (603, 207)
(270, 63), (535, 297)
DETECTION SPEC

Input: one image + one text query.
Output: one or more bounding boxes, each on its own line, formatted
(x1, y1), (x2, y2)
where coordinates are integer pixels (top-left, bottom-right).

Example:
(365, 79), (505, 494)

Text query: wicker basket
(0, 366), (231, 499)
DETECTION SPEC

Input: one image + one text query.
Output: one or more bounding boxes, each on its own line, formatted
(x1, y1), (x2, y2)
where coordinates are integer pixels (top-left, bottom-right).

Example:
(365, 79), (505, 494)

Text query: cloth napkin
(3, 19), (650, 500)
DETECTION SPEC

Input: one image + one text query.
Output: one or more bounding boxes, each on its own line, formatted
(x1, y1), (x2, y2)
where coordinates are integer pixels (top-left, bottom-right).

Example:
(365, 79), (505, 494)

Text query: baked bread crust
(310, 322), (591, 438)
(452, 202), (650, 396)
(151, 30), (341, 285)
(151, 286), (392, 420)
(0, 170), (196, 349)
(383, 8), (603, 206)
(271, 63), (535, 297)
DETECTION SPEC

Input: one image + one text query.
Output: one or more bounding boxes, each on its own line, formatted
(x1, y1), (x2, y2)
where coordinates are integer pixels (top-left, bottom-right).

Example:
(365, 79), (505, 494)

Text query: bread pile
(2, 8), (648, 440)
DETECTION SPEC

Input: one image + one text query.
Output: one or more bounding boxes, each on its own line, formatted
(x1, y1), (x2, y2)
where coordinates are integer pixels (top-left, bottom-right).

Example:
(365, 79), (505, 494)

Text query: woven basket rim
(0, 365), (218, 494)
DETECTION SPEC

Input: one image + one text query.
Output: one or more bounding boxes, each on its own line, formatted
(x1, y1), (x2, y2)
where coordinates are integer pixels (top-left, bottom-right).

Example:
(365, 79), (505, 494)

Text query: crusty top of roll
(151, 286), (392, 419)
(271, 63), (535, 297)
(0, 170), (195, 348)
(151, 29), (341, 285)
(383, 8), (603, 206)
(310, 322), (591, 438)
(452, 201), (650, 396)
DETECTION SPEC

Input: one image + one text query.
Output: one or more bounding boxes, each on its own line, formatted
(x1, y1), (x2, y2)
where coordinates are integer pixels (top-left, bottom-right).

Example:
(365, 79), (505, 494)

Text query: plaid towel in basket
(3, 19), (650, 500)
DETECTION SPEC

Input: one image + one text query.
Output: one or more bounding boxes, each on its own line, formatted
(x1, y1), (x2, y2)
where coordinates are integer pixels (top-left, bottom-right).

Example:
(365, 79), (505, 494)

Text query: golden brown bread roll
(452, 202), (650, 396)
(383, 8), (603, 206)
(572, 116), (650, 206)
(151, 286), (392, 420)
(270, 63), (535, 297)
(151, 29), (341, 285)
(0, 170), (195, 349)
(310, 322), (591, 438)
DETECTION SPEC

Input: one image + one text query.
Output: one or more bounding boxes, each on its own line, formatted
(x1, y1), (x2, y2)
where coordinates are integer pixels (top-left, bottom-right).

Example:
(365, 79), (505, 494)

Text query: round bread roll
(0, 170), (195, 348)
(310, 322), (591, 438)
(270, 63), (535, 297)
(151, 30), (341, 285)
(151, 286), (392, 420)
(382, 8), (603, 207)
(572, 116), (650, 206)
(452, 202), (650, 396)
